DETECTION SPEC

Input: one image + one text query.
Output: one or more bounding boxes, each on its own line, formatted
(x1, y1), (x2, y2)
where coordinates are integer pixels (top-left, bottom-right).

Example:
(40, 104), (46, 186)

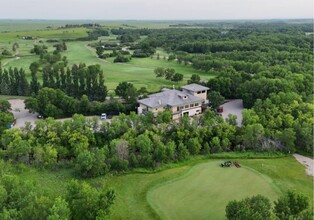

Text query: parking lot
(220, 99), (244, 126)
(8, 99), (37, 128)
(8, 99), (108, 129)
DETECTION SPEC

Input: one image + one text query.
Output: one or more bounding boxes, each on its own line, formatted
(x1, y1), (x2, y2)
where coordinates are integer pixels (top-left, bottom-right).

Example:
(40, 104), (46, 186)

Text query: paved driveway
(8, 99), (109, 129)
(221, 99), (244, 126)
(8, 99), (37, 128)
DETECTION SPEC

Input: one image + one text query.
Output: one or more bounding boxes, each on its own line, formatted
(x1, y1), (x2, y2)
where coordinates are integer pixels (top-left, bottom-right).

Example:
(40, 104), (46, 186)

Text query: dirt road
(293, 154), (314, 177)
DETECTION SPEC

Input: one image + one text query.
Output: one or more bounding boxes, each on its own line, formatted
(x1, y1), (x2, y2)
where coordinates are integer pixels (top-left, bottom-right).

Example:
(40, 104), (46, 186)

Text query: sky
(0, 0), (313, 20)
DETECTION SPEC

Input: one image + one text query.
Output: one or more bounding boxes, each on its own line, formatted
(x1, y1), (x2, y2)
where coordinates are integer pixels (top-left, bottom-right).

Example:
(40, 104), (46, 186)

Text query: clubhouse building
(137, 83), (209, 120)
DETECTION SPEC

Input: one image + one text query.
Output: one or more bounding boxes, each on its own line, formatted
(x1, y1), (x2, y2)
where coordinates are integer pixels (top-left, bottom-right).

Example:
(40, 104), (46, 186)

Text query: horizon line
(0, 18), (312, 21)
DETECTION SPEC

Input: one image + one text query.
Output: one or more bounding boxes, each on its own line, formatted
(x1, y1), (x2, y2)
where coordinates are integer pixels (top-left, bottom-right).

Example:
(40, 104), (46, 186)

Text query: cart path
(293, 154), (314, 177)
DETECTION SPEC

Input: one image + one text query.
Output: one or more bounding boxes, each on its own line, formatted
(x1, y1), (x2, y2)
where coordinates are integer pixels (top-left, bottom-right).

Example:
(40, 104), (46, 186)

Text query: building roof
(138, 89), (203, 108)
(181, 83), (209, 92)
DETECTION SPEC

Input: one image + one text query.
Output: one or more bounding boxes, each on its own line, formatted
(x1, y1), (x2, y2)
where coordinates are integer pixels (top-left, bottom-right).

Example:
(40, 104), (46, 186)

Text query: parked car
(100, 113), (107, 120)
(37, 114), (44, 119)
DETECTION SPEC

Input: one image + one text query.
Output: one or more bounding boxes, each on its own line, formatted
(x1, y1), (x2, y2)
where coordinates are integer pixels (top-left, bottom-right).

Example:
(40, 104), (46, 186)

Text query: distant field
(63, 41), (212, 92)
(14, 156), (313, 220)
(0, 27), (88, 42)
(0, 20), (174, 33)
(1, 24), (212, 93)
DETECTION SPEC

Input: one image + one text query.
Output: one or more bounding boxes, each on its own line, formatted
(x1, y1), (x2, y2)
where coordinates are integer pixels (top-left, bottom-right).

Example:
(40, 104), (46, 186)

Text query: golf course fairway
(147, 161), (279, 220)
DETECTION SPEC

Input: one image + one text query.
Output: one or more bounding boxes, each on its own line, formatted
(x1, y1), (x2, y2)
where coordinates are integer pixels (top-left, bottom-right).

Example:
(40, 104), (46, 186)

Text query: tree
(225, 114), (237, 126)
(242, 124), (265, 151)
(186, 137), (201, 155)
(164, 68), (175, 80)
(208, 91), (225, 109)
(66, 180), (115, 220)
(225, 195), (272, 220)
(30, 71), (40, 95)
(171, 73), (183, 82)
(75, 148), (108, 177)
(188, 74), (201, 84)
(156, 110), (172, 123)
(115, 81), (137, 103)
(274, 191), (309, 220)
(47, 197), (71, 220)
(0, 99), (11, 112)
(154, 67), (165, 77)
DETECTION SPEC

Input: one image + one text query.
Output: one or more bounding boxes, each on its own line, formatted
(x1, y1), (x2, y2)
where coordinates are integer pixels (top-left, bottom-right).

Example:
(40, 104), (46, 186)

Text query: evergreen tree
(71, 64), (79, 98)
(42, 67), (49, 88)
(60, 68), (66, 91)
(65, 68), (72, 96)
(96, 71), (107, 101)
(18, 69), (29, 96)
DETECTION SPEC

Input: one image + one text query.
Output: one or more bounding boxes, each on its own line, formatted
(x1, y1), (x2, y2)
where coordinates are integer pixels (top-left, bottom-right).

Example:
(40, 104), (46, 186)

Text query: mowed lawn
(13, 156), (313, 220)
(63, 41), (214, 92)
(147, 161), (279, 220)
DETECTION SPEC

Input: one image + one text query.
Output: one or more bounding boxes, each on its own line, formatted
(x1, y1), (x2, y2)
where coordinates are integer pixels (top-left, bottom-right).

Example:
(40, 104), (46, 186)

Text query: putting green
(147, 161), (279, 220)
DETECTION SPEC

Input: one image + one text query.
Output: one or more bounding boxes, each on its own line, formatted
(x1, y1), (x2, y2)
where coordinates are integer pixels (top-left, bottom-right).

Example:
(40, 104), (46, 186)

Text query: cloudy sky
(1, 0), (313, 20)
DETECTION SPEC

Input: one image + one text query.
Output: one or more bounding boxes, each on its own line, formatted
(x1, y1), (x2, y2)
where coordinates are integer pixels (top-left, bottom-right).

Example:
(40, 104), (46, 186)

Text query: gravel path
(221, 99), (244, 126)
(293, 154), (314, 177)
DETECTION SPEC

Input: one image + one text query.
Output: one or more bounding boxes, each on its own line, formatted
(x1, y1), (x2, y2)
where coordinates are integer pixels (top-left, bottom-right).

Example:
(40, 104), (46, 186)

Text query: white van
(100, 113), (107, 120)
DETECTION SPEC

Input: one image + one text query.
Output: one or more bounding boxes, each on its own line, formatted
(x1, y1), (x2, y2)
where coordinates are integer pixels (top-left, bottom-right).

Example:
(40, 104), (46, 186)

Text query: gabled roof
(181, 83), (209, 92)
(138, 89), (203, 108)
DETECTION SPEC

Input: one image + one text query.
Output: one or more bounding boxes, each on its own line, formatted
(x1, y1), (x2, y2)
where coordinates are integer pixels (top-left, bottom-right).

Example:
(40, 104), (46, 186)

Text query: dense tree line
(0, 67), (29, 96)
(75, 28), (109, 41)
(0, 108), (299, 177)
(24, 87), (135, 118)
(38, 63), (107, 101)
(225, 191), (313, 220)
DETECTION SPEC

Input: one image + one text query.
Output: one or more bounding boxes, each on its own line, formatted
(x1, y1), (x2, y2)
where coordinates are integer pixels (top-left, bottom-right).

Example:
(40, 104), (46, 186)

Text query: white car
(100, 113), (107, 120)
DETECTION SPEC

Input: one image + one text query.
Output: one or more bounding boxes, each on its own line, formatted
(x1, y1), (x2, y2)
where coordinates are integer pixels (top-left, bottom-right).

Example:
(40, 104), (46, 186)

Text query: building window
(195, 103), (199, 106)
(177, 106), (179, 111)
(183, 112), (189, 116)
(197, 91), (201, 94)
(190, 104), (194, 107)
(185, 105), (189, 108)
(180, 106), (183, 110)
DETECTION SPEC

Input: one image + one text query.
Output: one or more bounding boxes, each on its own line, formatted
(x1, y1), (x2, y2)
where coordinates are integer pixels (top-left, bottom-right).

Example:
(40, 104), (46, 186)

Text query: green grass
(239, 157), (313, 205)
(147, 161), (279, 220)
(3, 38), (213, 92)
(9, 156), (313, 220)
(0, 95), (28, 100)
(61, 41), (213, 92)
(0, 28), (88, 42)
(0, 26), (213, 93)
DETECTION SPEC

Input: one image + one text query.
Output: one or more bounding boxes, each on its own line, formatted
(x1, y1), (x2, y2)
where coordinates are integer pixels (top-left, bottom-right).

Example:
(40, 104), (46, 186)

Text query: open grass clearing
(147, 161), (279, 220)
(3, 39), (213, 92)
(63, 41), (214, 92)
(10, 156), (313, 220)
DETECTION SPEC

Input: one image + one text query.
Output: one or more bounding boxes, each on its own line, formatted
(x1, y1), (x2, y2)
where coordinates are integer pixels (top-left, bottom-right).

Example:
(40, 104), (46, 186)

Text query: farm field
(13, 156), (313, 220)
